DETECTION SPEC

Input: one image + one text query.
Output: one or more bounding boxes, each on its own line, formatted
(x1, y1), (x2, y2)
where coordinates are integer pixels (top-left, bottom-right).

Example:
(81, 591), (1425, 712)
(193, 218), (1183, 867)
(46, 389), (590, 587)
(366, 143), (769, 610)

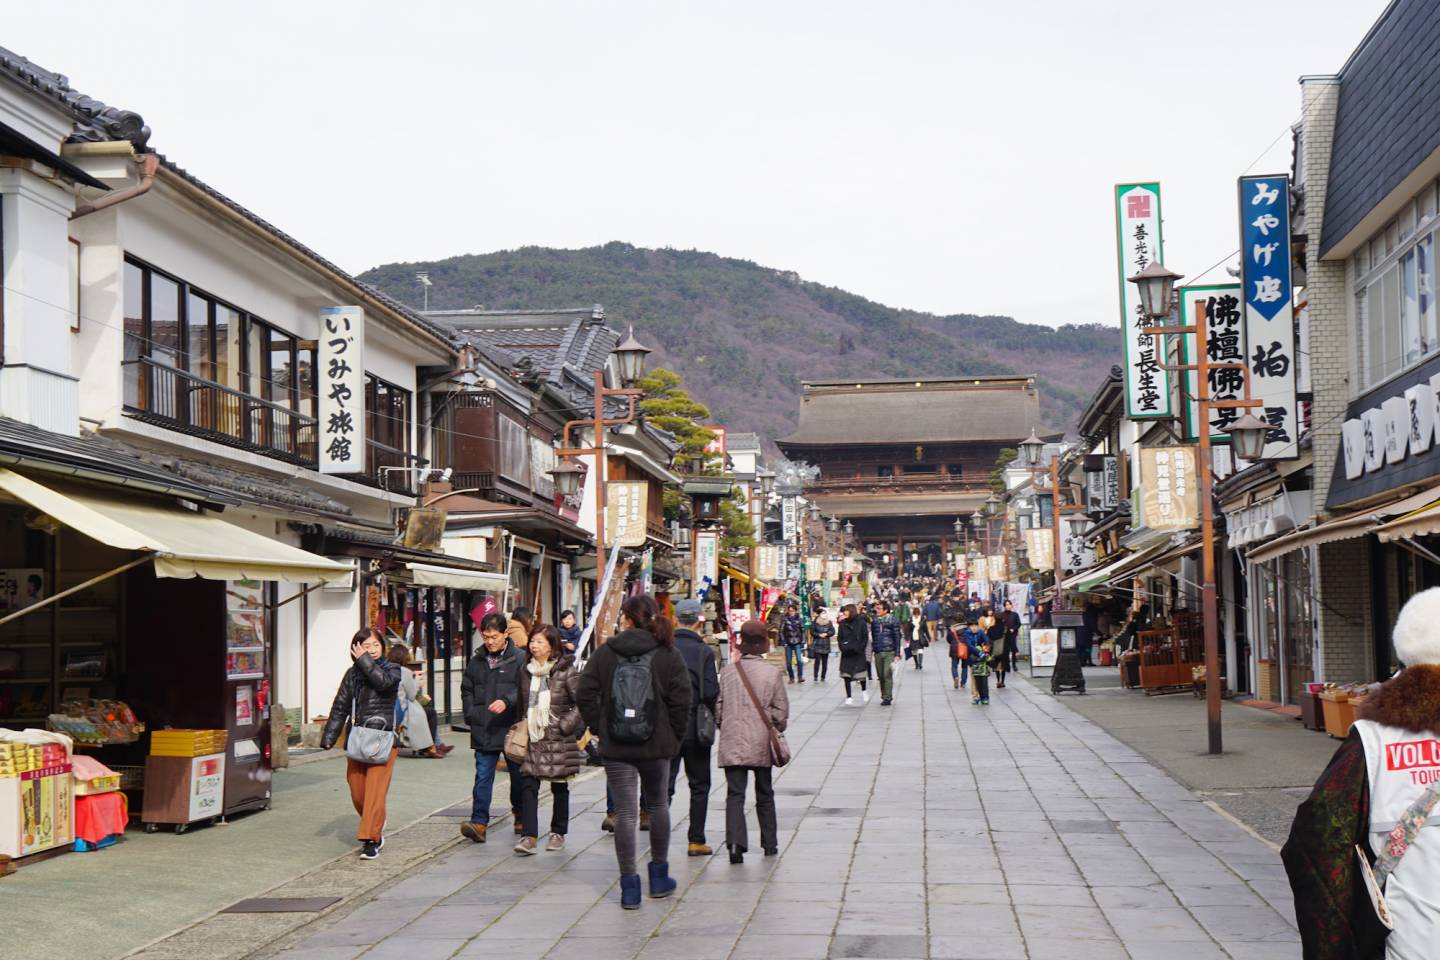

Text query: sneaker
(460, 822), (488, 843)
(972, 697), (981, 705)
(953, 677), (959, 689)
(359, 840), (380, 860)
(514, 836), (537, 856)
(546, 833), (566, 852)
(798, 678), (805, 683)
(882, 699), (892, 706)
(981, 699), (991, 705)
(376, 834), (385, 854)
(601, 813), (616, 833)
(688, 842), (713, 857)
(844, 697), (854, 706)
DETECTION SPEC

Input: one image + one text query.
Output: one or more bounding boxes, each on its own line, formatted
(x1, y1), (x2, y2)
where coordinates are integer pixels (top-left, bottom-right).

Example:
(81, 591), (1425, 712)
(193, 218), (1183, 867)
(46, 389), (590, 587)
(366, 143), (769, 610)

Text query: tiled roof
(778, 378), (1039, 447)
(0, 46), (150, 148)
(727, 432), (763, 450)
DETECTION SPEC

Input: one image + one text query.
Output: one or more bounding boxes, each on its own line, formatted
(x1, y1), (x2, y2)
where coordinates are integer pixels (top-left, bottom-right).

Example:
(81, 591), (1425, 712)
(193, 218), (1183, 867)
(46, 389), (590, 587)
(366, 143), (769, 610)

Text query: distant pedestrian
(388, 643), (444, 758)
(837, 603), (872, 705)
(320, 628), (402, 860)
(557, 609), (583, 656)
(922, 595), (943, 651)
(1000, 601), (1022, 673)
(668, 599), (720, 858)
(947, 619), (971, 692)
(781, 602), (806, 684)
(809, 610), (835, 681)
(576, 594), (691, 909)
(717, 620), (789, 864)
(507, 605), (535, 651)
(909, 612), (929, 671)
(965, 622), (992, 705)
(513, 625), (582, 856)
(870, 600), (903, 706)
(458, 612), (524, 845)
(987, 615), (1008, 689)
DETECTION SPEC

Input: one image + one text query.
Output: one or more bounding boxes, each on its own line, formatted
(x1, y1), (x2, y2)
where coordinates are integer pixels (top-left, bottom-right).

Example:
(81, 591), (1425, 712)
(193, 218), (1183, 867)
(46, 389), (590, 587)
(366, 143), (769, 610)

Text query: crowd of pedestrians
(319, 573), (1019, 904)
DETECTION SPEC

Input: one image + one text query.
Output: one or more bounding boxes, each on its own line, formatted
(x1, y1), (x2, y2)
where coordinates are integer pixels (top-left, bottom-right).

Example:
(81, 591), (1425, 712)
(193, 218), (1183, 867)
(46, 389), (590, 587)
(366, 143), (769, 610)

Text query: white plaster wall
(306, 586), (361, 722)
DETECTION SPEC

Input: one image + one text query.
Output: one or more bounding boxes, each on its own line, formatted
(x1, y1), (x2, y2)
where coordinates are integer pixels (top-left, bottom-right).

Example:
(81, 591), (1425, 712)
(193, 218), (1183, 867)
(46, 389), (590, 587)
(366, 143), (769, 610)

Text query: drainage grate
(222, 897), (342, 914)
(433, 802), (475, 819)
(1051, 819), (1119, 835)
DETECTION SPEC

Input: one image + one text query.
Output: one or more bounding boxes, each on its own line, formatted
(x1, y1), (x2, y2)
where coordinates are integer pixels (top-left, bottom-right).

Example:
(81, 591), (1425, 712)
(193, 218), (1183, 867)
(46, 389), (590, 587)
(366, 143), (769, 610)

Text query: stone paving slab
(192, 660), (1299, 959)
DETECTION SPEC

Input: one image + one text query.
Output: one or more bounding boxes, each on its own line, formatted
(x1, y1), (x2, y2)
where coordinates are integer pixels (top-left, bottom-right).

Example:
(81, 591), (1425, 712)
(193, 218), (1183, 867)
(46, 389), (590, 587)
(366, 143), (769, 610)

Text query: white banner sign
(318, 306), (365, 474)
(694, 530), (719, 597)
(1025, 527), (1054, 571)
(1179, 284), (1245, 442)
(1115, 183), (1170, 418)
(1061, 519), (1095, 575)
(781, 497), (798, 543)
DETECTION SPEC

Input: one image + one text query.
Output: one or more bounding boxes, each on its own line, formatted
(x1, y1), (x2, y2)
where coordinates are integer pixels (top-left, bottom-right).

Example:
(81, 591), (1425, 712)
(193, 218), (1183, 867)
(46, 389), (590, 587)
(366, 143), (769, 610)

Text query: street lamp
(1228, 412), (1270, 461)
(1129, 261), (1184, 320)
(808, 501), (822, 521)
(549, 461), (584, 498)
(1129, 262), (1263, 756)
(970, 510), (985, 530)
(612, 327), (652, 388)
(1020, 428), (1045, 467)
(826, 516), (841, 533)
(843, 520), (854, 536)
(985, 492), (1002, 517)
(953, 516), (966, 538)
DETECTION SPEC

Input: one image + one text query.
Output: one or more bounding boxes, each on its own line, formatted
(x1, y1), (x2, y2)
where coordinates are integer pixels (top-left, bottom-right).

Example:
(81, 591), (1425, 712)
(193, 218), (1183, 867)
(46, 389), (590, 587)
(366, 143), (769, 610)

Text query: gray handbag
(345, 697), (395, 764)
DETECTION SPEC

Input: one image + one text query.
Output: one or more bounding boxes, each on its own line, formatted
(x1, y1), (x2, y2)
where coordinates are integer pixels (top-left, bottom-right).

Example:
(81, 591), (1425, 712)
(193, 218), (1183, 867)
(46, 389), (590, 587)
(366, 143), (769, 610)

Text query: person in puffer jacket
(781, 603), (806, 685)
(869, 601), (904, 706)
(321, 628), (402, 860)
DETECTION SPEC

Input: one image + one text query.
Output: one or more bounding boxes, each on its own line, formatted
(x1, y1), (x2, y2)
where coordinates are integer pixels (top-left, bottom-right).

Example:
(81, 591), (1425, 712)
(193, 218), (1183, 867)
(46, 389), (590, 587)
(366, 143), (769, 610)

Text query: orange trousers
(345, 747), (399, 841)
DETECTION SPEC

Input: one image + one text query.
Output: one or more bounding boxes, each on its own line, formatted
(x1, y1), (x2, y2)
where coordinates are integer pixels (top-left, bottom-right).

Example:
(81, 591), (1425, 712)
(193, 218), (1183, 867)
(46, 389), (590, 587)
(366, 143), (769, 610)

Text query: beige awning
(1248, 482), (1440, 563)
(1375, 500), (1440, 543)
(1062, 542), (1170, 593)
(401, 563), (509, 592)
(0, 468), (352, 583)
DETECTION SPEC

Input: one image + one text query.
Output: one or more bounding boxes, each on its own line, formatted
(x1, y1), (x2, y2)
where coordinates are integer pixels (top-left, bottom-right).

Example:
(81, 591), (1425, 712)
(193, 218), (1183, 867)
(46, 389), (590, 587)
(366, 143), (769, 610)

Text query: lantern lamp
(1228, 412), (1270, 460)
(1127, 261), (1184, 321)
(550, 460), (583, 497)
(612, 327), (653, 388)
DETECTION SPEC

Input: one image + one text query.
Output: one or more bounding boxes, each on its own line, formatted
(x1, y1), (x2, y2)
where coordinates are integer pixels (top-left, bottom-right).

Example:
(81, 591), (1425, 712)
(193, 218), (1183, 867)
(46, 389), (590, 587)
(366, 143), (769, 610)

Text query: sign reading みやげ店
(319, 306), (366, 474)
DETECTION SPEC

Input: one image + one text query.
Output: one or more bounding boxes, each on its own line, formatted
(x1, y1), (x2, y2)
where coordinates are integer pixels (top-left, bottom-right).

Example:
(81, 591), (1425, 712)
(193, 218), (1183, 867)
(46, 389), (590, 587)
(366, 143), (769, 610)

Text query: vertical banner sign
(1061, 518), (1095, 574)
(319, 306), (365, 474)
(1115, 183), (1170, 418)
(1179, 285), (1245, 441)
(1238, 175), (1298, 459)
(1102, 456), (1121, 510)
(1139, 446), (1199, 531)
(1025, 528), (1054, 571)
(606, 482), (648, 547)
(694, 530), (719, 599)
(781, 497), (798, 542)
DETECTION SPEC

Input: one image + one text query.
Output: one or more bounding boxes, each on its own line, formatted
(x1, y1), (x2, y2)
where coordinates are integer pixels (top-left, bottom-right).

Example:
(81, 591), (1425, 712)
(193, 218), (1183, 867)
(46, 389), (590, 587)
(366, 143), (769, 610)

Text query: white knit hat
(1393, 587), (1440, 667)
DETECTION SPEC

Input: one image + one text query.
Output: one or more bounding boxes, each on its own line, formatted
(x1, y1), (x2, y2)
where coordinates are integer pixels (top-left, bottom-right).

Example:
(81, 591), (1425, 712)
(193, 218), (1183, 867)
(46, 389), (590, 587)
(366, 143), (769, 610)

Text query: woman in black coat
(576, 594), (691, 908)
(836, 603), (872, 704)
(320, 628), (402, 860)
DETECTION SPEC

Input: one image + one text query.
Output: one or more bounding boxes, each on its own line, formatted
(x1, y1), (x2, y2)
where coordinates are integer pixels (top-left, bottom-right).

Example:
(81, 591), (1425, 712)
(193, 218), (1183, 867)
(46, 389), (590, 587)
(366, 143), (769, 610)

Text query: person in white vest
(1284, 588), (1440, 959)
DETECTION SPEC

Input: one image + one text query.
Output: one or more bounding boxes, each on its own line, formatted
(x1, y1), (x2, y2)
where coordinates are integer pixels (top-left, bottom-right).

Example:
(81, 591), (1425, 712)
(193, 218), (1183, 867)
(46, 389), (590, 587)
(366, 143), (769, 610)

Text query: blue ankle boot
(619, 873), (642, 909)
(647, 861), (677, 899)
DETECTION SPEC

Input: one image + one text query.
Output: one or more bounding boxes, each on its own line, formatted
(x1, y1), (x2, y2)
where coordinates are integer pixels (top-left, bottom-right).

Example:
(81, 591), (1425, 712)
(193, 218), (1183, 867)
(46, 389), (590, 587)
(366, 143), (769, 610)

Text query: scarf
(525, 658), (556, 742)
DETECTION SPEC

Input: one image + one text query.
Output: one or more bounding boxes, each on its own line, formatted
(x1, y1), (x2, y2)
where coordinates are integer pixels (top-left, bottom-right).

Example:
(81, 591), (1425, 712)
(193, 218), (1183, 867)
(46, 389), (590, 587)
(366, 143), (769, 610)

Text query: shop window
(364, 374), (414, 487)
(1353, 180), (1440, 388)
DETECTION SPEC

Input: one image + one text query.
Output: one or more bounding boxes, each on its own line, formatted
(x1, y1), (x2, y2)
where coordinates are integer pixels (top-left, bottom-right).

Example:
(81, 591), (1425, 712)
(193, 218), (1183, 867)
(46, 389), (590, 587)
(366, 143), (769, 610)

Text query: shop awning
(1248, 482), (1440, 563)
(1062, 542), (1168, 593)
(1375, 498), (1440, 542)
(0, 468), (351, 583)
(400, 563), (510, 592)
(720, 562), (765, 589)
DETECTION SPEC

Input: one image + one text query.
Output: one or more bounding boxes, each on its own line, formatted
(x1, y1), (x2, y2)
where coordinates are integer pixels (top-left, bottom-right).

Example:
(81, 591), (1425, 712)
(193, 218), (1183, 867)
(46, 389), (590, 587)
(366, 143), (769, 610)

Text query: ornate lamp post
(1128, 263), (1266, 755)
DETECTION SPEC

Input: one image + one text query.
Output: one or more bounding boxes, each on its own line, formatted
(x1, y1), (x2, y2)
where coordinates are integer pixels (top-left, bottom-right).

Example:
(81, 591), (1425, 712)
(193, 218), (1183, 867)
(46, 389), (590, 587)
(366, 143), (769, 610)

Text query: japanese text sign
(1238, 175), (1298, 460)
(1025, 527), (1054, 572)
(781, 496), (798, 543)
(1179, 284), (1245, 442)
(694, 530), (719, 598)
(1139, 446), (1198, 531)
(318, 306), (366, 474)
(606, 482), (648, 547)
(1115, 183), (1170, 419)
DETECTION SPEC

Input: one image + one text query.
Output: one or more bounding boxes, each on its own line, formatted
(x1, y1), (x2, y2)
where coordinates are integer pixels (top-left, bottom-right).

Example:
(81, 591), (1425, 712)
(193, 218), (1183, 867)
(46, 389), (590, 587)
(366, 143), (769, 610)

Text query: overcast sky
(10, 1), (1388, 328)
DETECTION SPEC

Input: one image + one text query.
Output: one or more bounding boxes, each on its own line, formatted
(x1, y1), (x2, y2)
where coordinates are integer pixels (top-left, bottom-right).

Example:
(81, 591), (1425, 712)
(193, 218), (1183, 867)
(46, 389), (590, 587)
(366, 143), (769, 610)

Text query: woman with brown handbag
(716, 620), (790, 864)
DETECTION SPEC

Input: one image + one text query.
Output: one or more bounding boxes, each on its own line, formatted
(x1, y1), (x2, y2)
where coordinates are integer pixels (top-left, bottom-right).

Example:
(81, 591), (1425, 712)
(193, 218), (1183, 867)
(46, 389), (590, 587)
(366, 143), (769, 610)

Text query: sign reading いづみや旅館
(1114, 183), (1169, 419)
(1139, 445), (1198, 531)
(319, 306), (365, 474)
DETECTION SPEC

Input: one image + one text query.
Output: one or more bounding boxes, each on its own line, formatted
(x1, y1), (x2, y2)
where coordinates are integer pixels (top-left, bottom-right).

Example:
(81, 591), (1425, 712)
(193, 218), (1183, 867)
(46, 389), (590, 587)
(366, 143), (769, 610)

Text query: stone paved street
(258, 661), (1301, 960)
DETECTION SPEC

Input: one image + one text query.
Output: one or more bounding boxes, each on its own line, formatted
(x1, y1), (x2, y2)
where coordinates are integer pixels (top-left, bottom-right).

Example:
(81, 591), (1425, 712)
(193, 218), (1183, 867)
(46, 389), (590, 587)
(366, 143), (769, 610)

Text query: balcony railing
(808, 474), (991, 494)
(365, 438), (420, 496)
(124, 357), (318, 466)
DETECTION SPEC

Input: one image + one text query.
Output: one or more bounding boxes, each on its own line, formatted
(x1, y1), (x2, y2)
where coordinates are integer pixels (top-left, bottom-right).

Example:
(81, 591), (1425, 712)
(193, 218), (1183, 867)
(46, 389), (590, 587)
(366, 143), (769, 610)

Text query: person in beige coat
(716, 620), (789, 864)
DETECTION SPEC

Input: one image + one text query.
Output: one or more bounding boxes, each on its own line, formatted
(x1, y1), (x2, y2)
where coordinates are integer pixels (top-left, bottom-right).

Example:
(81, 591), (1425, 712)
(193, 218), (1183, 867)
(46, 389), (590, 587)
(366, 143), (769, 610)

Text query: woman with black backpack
(576, 594), (691, 909)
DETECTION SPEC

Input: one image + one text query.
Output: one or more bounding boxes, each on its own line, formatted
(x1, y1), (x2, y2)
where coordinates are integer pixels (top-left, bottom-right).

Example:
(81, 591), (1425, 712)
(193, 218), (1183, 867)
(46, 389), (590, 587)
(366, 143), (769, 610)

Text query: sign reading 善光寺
(1139, 446), (1198, 531)
(1114, 183), (1169, 419)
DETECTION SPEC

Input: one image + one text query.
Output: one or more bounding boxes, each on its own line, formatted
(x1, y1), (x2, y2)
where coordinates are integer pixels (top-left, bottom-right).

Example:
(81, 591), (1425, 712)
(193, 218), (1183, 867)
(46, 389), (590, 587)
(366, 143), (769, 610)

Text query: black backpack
(608, 650), (657, 744)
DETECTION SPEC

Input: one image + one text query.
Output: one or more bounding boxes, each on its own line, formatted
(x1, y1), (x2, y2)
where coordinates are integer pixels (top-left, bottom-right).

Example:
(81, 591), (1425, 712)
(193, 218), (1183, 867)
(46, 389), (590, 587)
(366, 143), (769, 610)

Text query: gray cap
(675, 598), (703, 623)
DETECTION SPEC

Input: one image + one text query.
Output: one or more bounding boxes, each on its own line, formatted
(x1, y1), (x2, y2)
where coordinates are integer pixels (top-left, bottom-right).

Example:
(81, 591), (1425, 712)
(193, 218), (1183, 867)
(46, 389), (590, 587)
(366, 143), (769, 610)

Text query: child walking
(965, 624), (992, 706)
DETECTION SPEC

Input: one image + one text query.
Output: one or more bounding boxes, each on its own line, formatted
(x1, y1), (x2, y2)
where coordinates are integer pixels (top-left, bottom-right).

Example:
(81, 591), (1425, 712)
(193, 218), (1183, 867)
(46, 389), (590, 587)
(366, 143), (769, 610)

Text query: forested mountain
(360, 243), (1120, 445)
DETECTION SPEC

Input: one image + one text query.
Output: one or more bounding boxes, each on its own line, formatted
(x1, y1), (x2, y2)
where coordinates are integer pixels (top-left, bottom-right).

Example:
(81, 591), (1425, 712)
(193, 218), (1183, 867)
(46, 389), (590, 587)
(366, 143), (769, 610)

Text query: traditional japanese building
(776, 377), (1040, 574)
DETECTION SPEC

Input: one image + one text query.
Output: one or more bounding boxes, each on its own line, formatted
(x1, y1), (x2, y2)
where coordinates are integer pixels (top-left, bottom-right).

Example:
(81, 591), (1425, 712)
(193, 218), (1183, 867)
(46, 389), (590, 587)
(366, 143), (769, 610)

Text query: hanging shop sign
(1238, 175), (1299, 460)
(1025, 527), (1054, 571)
(318, 306), (365, 474)
(693, 531), (719, 599)
(1139, 446), (1198, 531)
(1178, 284), (1245, 442)
(1061, 518), (1096, 574)
(781, 497), (798, 543)
(605, 482), (648, 547)
(1115, 182), (1170, 419)
(755, 545), (780, 582)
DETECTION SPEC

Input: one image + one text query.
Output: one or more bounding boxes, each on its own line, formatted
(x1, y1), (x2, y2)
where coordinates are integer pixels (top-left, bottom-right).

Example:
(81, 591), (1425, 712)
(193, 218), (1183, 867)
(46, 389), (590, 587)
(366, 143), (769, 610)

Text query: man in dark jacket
(870, 600), (903, 706)
(458, 611), (523, 844)
(667, 598), (720, 857)
(781, 602), (806, 685)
